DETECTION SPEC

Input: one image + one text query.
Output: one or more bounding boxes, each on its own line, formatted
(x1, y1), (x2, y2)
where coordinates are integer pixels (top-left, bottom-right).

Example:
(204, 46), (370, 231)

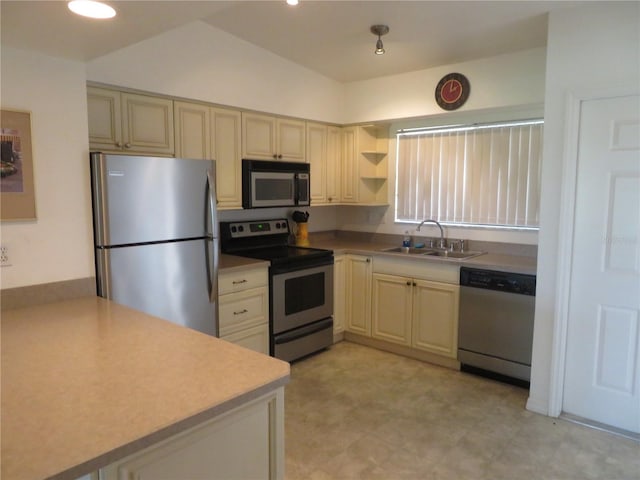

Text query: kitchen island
(1, 297), (289, 480)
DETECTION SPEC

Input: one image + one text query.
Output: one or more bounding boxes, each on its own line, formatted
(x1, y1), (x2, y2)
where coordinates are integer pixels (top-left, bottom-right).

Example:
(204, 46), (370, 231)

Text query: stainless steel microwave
(242, 159), (310, 209)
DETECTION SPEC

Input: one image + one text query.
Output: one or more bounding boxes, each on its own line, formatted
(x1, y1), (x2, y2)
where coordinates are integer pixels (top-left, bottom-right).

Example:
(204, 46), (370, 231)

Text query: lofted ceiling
(1, 1), (583, 83)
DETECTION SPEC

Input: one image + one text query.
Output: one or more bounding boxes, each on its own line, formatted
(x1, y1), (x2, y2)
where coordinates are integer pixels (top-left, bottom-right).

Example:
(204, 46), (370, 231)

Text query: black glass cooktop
(236, 245), (332, 265)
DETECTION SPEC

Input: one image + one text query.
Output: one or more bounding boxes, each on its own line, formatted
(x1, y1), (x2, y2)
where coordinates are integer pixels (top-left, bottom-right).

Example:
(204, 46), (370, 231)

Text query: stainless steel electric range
(220, 219), (334, 362)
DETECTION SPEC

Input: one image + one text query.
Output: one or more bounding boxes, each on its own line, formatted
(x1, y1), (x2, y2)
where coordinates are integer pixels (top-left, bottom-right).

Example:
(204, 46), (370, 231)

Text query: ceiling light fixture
(286, 0), (299, 5)
(68, 0), (116, 19)
(370, 24), (389, 55)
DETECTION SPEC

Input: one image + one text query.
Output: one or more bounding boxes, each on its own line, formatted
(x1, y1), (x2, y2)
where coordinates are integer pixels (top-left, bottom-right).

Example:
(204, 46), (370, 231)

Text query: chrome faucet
(416, 219), (446, 249)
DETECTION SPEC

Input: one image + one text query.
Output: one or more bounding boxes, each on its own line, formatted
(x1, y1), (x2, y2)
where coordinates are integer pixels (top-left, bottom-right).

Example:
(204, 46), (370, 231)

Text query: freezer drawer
(96, 238), (217, 336)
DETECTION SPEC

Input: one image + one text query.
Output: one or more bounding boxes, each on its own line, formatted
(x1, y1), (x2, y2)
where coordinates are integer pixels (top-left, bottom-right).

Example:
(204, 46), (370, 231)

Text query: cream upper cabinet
(174, 101), (210, 159)
(357, 124), (389, 206)
(174, 101), (242, 209)
(326, 126), (342, 204)
(333, 254), (346, 335)
(411, 279), (459, 358)
(88, 86), (174, 156)
(340, 127), (358, 203)
(371, 273), (413, 346)
(307, 122), (328, 204)
(211, 107), (242, 209)
(345, 254), (372, 336)
(242, 112), (305, 162)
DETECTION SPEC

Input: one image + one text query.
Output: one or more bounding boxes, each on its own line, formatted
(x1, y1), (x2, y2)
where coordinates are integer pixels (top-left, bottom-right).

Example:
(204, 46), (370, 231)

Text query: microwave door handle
(293, 173), (300, 205)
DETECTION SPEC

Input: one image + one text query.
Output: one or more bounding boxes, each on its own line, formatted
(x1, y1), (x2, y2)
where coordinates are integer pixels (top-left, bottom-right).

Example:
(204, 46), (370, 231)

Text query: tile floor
(284, 342), (639, 480)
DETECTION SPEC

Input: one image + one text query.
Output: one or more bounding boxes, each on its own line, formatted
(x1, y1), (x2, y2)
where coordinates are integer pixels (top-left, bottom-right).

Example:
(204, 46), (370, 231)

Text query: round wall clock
(435, 73), (470, 111)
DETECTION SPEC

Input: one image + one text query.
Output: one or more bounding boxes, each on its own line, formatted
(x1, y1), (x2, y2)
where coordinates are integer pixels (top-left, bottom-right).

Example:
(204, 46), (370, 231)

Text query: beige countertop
(219, 253), (269, 272)
(306, 236), (537, 275)
(1, 297), (290, 480)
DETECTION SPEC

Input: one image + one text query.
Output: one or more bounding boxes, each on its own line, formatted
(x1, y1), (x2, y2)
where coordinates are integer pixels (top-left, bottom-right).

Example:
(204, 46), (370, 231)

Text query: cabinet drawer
(219, 287), (268, 336)
(221, 324), (269, 355)
(219, 268), (268, 295)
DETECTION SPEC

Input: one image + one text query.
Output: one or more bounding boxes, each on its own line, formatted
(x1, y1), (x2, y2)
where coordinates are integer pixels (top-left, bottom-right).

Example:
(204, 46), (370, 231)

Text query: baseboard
(344, 331), (460, 370)
(1, 277), (96, 311)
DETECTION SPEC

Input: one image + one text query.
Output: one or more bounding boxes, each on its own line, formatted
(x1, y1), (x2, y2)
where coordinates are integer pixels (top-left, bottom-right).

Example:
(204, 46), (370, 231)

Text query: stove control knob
(238, 226), (244, 232)
(231, 226), (237, 233)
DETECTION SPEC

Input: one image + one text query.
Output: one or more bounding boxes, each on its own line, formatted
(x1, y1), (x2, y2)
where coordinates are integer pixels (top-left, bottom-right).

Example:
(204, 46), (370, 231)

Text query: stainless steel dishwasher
(458, 267), (536, 385)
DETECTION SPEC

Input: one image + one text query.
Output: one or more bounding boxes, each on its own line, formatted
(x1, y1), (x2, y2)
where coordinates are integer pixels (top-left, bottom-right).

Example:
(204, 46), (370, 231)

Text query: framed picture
(1, 109), (36, 221)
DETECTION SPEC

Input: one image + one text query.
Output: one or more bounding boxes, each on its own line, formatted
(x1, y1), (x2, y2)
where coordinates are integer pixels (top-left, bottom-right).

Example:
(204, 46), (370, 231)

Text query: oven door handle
(274, 318), (333, 344)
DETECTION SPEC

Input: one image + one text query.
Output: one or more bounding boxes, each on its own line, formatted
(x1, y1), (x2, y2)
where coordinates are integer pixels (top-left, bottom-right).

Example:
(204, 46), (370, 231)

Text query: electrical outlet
(1, 245), (11, 267)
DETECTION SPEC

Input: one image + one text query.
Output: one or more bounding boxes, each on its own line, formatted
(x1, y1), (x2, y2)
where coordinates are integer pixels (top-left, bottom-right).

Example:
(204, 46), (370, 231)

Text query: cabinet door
(345, 255), (371, 336)
(223, 324), (269, 355)
(211, 107), (242, 209)
(333, 255), (346, 334)
(174, 101), (210, 160)
(371, 273), (412, 346)
(412, 280), (460, 358)
(122, 93), (174, 155)
(101, 390), (283, 480)
(276, 118), (306, 162)
(219, 287), (269, 337)
(326, 126), (341, 204)
(307, 122), (327, 204)
(87, 87), (122, 151)
(341, 127), (358, 203)
(242, 112), (276, 160)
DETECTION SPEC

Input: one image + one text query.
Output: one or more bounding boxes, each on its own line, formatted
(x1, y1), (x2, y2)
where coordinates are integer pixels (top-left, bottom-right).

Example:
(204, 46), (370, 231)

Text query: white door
(563, 94), (640, 433)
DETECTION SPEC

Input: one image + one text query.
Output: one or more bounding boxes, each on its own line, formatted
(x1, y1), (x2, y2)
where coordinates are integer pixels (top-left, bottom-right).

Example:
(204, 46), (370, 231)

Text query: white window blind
(395, 119), (543, 229)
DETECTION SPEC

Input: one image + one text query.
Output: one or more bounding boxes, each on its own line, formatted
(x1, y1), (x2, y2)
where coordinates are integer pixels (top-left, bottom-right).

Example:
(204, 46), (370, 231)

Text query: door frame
(549, 85), (640, 417)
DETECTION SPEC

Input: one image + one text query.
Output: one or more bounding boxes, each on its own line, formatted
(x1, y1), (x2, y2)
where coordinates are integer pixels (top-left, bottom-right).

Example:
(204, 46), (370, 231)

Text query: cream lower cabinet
(174, 101), (242, 209)
(333, 254), (346, 335)
(88, 86), (174, 156)
(411, 279), (459, 358)
(371, 272), (459, 358)
(219, 267), (269, 355)
(101, 388), (284, 480)
(371, 273), (412, 346)
(344, 254), (372, 336)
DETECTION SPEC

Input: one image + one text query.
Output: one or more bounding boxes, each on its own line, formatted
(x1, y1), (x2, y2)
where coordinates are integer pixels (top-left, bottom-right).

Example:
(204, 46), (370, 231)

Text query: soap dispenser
(402, 231), (411, 248)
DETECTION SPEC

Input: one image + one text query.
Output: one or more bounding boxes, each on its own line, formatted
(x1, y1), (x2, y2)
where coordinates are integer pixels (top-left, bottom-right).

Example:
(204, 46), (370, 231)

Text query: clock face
(435, 73), (470, 111)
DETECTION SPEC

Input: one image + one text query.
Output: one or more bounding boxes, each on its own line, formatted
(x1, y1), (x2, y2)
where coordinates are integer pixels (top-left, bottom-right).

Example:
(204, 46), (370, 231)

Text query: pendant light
(370, 25), (389, 55)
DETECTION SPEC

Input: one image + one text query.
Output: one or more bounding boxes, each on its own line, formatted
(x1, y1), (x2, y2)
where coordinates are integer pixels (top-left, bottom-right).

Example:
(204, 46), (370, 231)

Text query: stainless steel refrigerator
(90, 152), (219, 336)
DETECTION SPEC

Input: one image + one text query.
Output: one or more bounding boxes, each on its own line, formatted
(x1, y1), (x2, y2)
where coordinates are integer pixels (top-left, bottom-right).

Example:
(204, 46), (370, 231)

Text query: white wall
(338, 50), (546, 246)
(0, 47), (94, 289)
(527, 2), (640, 414)
(87, 21), (345, 124)
(343, 48), (546, 124)
(0, 17), (549, 290)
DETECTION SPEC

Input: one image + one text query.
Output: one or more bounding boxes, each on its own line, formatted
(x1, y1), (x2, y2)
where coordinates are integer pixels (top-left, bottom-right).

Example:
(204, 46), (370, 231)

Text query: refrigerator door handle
(206, 166), (219, 304)
(207, 166), (219, 239)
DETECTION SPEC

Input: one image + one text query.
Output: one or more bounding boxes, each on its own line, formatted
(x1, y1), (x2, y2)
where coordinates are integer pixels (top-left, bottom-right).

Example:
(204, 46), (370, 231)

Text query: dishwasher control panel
(460, 267), (536, 296)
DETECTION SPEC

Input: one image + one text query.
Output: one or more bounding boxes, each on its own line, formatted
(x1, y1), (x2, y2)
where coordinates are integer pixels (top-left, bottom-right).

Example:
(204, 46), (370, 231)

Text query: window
(395, 119), (543, 229)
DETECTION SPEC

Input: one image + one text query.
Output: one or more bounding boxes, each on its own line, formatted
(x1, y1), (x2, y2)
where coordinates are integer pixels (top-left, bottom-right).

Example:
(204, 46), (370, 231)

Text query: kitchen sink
(380, 246), (485, 260)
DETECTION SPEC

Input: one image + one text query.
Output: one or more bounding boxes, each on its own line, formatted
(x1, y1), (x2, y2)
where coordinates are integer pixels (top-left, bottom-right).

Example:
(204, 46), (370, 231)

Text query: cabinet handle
(406, 281), (411, 286)
(232, 279), (247, 285)
(124, 143), (131, 149)
(233, 309), (248, 315)
(115, 142), (122, 148)
(413, 282), (417, 287)
(366, 258), (370, 263)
